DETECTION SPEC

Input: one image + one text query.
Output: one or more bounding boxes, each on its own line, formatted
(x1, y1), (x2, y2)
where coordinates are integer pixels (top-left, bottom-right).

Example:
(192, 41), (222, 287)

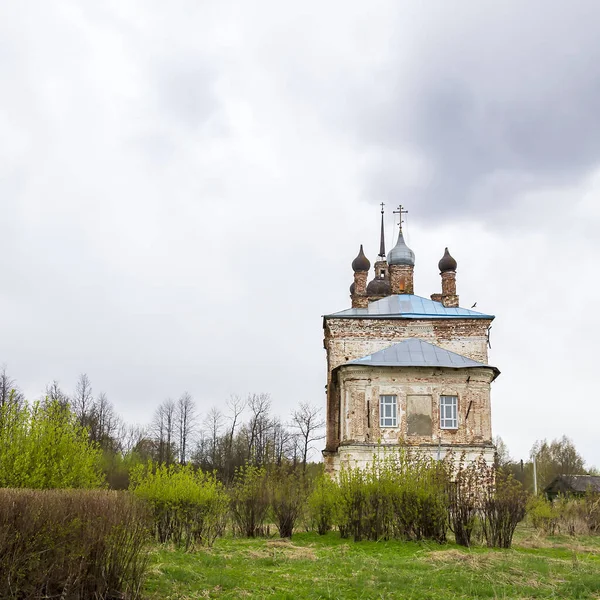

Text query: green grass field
(144, 528), (600, 599)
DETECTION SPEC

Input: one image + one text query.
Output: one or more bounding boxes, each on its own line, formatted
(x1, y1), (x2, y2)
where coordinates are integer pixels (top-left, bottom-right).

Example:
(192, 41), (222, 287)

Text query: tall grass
(0, 489), (149, 600)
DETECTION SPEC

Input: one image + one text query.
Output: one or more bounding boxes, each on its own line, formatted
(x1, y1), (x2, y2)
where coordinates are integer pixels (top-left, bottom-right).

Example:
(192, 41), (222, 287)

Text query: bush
(337, 450), (448, 543)
(307, 473), (339, 535)
(447, 454), (482, 547)
(269, 466), (308, 538)
(130, 462), (228, 549)
(582, 490), (600, 534)
(229, 465), (270, 537)
(527, 495), (559, 534)
(0, 400), (104, 488)
(480, 468), (527, 548)
(0, 488), (149, 599)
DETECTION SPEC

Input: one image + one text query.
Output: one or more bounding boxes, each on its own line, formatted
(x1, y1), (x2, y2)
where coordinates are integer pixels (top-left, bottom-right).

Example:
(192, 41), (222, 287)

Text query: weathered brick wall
(389, 264), (414, 294)
(351, 271), (368, 308)
(327, 444), (495, 474)
(336, 365), (493, 447)
(441, 271), (456, 296)
(323, 316), (493, 457)
(324, 317), (492, 372)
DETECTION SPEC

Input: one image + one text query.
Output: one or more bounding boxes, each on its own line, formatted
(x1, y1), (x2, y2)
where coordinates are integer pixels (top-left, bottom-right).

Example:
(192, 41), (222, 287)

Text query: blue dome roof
(387, 230), (415, 266)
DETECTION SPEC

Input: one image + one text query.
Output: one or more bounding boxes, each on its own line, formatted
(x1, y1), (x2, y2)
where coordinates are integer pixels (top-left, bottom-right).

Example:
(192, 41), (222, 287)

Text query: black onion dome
(351, 244), (371, 272)
(350, 282), (356, 294)
(438, 247), (457, 272)
(367, 277), (390, 295)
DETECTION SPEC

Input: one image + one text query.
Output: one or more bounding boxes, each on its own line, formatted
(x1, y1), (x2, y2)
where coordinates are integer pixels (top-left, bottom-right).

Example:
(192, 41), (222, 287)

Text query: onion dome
(438, 247), (457, 272)
(387, 230), (415, 266)
(367, 277), (390, 295)
(351, 244), (371, 272)
(350, 282), (355, 294)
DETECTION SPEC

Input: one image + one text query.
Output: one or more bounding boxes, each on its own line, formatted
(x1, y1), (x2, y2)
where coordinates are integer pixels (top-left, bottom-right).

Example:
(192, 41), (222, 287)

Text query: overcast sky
(1, 1), (599, 467)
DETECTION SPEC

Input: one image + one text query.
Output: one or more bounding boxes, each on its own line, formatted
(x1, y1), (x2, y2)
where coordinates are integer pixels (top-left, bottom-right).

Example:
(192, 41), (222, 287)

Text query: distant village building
(322, 205), (499, 473)
(544, 475), (600, 501)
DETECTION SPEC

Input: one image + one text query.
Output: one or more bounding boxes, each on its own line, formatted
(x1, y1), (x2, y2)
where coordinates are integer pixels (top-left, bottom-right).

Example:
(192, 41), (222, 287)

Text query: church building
(322, 206), (499, 473)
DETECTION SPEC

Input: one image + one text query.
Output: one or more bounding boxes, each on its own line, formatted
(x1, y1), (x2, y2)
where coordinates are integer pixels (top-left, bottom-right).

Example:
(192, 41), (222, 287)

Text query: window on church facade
(440, 395), (458, 429)
(380, 395), (397, 427)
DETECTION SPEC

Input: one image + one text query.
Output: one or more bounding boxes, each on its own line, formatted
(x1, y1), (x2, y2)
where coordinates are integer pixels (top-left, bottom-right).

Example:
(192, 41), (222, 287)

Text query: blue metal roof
(345, 338), (499, 379)
(325, 294), (494, 320)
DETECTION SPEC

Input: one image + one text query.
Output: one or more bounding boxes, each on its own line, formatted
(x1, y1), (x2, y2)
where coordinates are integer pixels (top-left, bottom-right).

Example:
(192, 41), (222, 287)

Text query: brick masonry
(322, 316), (495, 473)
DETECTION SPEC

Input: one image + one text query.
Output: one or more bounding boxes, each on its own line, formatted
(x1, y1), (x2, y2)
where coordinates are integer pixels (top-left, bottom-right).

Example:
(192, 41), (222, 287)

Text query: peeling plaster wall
(324, 318), (492, 371)
(328, 444), (496, 474)
(338, 365), (493, 445)
(324, 364), (495, 474)
(322, 315), (497, 474)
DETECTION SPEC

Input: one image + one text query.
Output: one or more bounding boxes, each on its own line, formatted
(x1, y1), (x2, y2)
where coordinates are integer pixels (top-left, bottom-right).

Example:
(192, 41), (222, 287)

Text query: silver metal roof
(387, 229), (415, 266)
(345, 338), (499, 379)
(326, 294), (494, 320)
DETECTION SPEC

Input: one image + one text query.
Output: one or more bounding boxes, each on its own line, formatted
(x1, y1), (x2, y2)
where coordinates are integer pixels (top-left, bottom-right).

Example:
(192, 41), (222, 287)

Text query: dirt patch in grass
(247, 540), (317, 561)
(426, 549), (504, 570)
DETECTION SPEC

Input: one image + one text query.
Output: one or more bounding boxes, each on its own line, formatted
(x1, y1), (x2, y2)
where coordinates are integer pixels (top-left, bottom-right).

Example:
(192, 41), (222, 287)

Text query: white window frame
(440, 395), (458, 429)
(380, 395), (397, 428)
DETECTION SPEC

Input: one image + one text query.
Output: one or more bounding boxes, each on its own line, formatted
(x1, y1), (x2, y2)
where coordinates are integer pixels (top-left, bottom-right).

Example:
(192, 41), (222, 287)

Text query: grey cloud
(294, 2), (600, 223)
(155, 60), (220, 129)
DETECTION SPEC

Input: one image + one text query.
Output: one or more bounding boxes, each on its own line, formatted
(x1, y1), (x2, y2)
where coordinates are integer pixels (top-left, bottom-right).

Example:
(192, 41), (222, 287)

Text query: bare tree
(226, 395), (245, 454)
(176, 392), (197, 464)
(152, 399), (177, 465)
(221, 395), (246, 478)
(246, 393), (271, 465)
(0, 366), (24, 409)
(118, 423), (148, 455)
(203, 406), (224, 470)
(291, 402), (325, 471)
(272, 417), (293, 466)
(89, 392), (120, 450)
(72, 373), (94, 428)
(44, 380), (69, 409)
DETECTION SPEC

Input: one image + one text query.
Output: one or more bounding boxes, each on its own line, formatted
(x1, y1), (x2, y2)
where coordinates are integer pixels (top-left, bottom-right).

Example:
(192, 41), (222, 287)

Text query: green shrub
(130, 462), (228, 549)
(229, 465), (270, 537)
(527, 495), (559, 534)
(269, 466), (308, 538)
(0, 488), (149, 599)
(0, 400), (104, 488)
(307, 473), (339, 535)
(337, 450), (448, 543)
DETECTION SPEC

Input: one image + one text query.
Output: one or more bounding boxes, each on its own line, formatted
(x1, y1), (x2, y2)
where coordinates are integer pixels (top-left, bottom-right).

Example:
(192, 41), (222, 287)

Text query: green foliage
(130, 462), (229, 549)
(337, 450), (448, 543)
(0, 488), (149, 599)
(145, 531), (600, 599)
(269, 466), (308, 538)
(307, 472), (339, 535)
(532, 435), (587, 490)
(530, 492), (600, 536)
(0, 400), (104, 488)
(527, 495), (559, 534)
(229, 464), (270, 537)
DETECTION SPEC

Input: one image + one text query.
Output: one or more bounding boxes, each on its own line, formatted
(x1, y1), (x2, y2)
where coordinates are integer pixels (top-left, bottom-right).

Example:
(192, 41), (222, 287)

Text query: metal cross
(393, 205), (408, 227)
(380, 202), (385, 214)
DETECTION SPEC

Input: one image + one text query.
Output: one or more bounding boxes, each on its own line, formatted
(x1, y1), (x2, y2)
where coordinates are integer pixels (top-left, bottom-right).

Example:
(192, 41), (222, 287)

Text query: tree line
(494, 434), (596, 493)
(0, 366), (325, 487)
